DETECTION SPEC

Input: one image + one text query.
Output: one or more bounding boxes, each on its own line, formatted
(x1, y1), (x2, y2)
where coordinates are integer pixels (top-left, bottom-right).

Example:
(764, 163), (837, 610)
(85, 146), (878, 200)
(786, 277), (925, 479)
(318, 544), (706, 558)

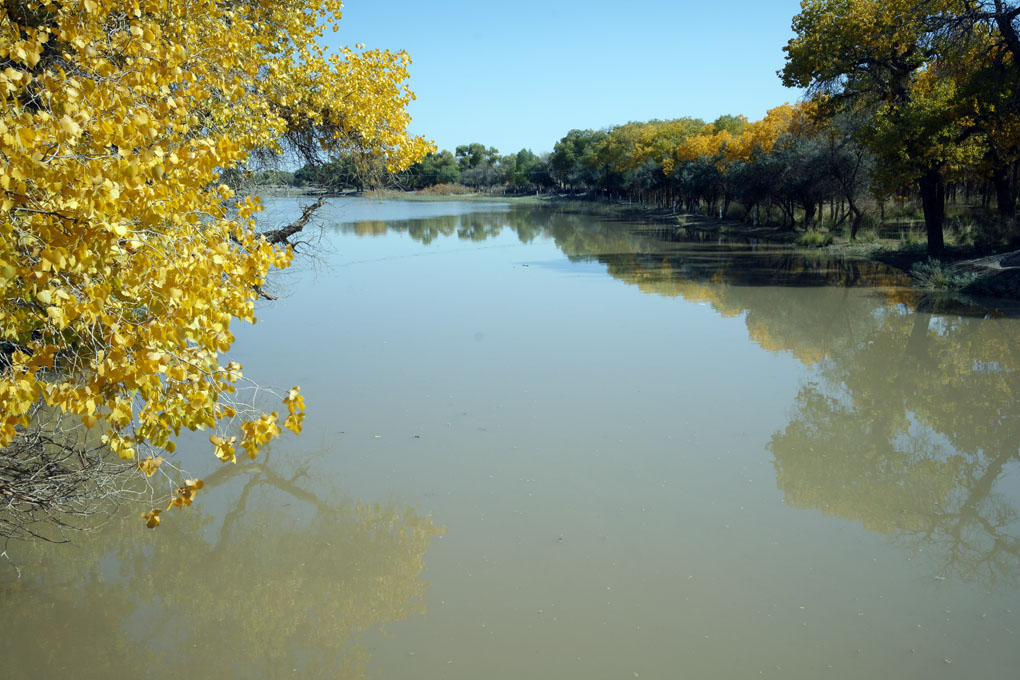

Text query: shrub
(417, 183), (473, 195)
(797, 230), (834, 247)
(899, 227), (925, 246)
(909, 258), (979, 291)
(971, 216), (1020, 250)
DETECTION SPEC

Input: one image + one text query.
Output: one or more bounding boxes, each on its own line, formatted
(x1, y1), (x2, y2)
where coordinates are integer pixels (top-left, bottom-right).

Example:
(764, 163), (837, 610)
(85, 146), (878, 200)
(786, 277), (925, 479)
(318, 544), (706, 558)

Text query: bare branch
(260, 198), (327, 245)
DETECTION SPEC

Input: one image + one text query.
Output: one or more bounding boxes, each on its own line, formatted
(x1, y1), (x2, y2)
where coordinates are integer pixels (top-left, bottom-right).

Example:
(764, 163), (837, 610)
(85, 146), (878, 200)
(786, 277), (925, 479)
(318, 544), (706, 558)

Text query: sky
(326, 0), (807, 155)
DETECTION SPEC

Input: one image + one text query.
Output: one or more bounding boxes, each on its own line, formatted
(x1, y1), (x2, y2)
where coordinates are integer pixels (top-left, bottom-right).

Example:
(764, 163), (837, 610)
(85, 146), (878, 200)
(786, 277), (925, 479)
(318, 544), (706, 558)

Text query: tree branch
(260, 197), (327, 245)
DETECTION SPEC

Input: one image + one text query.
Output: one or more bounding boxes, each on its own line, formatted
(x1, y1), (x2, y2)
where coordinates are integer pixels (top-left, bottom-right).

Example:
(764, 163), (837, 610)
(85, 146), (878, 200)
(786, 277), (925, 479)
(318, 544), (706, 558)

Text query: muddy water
(2, 198), (1019, 679)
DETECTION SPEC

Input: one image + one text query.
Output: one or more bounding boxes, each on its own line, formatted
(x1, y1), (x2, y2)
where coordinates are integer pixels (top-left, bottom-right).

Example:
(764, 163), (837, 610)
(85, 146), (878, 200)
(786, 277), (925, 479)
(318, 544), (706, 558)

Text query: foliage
(417, 182), (473, 195)
(0, 0), (431, 531)
(971, 215), (1020, 249)
(275, 3), (1019, 251)
(502, 147), (550, 190)
(781, 0), (1020, 254)
(909, 258), (979, 291)
(550, 128), (609, 189)
(399, 150), (461, 189)
(797, 230), (834, 247)
(294, 155), (365, 190)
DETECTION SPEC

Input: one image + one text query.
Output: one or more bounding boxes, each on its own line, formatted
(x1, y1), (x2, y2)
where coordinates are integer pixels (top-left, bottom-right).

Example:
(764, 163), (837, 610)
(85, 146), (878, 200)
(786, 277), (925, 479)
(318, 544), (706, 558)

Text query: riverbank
(464, 191), (1020, 302)
(259, 187), (1020, 301)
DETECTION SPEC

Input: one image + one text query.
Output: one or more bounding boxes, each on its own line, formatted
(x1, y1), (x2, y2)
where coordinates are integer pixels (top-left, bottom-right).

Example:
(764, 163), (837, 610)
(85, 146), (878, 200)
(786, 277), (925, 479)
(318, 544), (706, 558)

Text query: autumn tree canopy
(781, 0), (1020, 254)
(0, 0), (432, 534)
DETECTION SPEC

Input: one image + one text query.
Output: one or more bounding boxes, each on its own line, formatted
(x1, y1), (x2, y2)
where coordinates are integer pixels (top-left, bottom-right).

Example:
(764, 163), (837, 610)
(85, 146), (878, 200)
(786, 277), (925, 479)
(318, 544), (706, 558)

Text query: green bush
(899, 227), (924, 246)
(909, 258), (978, 291)
(884, 200), (924, 222)
(853, 228), (880, 243)
(945, 216), (976, 247)
(971, 216), (1020, 250)
(797, 230), (834, 247)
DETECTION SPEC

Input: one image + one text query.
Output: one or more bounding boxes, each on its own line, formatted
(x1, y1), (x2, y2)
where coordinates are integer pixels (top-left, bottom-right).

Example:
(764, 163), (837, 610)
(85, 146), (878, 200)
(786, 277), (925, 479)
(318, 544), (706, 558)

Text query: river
(2, 197), (1019, 679)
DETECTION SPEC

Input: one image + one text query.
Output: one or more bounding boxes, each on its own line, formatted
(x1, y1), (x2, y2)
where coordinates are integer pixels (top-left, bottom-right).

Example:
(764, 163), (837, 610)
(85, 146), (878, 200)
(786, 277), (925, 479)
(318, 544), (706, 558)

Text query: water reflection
(339, 206), (916, 292)
(337, 205), (1020, 587)
(339, 207), (652, 246)
(616, 261), (1020, 584)
(594, 230), (1020, 586)
(0, 453), (443, 679)
(339, 205), (1016, 320)
(769, 307), (1020, 586)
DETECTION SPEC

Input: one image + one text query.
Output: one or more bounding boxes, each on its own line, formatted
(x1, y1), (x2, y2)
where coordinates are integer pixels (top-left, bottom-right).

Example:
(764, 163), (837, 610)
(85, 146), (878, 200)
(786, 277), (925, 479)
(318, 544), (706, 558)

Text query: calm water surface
(2, 198), (1019, 679)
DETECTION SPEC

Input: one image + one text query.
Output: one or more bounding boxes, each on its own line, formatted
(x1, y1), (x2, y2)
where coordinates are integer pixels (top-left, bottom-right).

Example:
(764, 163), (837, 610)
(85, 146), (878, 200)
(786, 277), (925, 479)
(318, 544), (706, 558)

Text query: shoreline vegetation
(251, 2), (1020, 292)
(5, 0), (1020, 545)
(253, 184), (1020, 304)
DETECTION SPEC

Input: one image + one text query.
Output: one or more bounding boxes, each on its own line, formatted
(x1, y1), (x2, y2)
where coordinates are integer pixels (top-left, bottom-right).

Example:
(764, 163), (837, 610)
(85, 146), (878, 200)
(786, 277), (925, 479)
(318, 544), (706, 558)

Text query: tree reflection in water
(0, 450), (444, 679)
(770, 305), (1020, 587)
(339, 204), (1020, 587)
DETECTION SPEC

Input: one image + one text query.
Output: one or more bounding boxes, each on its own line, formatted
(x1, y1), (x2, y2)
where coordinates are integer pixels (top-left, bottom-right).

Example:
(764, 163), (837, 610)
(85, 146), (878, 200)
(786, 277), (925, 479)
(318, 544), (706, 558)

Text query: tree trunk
(803, 202), (816, 230)
(848, 198), (863, 240)
(993, 1), (1020, 66)
(993, 165), (1016, 218)
(782, 202), (794, 228)
(919, 169), (946, 256)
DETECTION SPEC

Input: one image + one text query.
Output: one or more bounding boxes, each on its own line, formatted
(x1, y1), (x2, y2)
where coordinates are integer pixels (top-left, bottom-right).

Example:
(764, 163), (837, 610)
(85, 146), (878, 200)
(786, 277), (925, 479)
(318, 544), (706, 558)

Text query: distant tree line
(289, 143), (557, 194)
(285, 2), (1020, 256)
(548, 107), (879, 239)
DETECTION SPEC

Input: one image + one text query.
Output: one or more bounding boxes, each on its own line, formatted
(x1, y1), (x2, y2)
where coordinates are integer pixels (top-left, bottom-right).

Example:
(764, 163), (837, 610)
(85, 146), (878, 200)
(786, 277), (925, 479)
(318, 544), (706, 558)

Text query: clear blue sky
(328, 0), (807, 155)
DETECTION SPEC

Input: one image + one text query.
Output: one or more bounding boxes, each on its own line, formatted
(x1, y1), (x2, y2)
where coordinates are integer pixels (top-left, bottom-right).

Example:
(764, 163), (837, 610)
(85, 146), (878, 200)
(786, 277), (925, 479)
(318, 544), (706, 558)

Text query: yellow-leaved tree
(0, 0), (432, 539)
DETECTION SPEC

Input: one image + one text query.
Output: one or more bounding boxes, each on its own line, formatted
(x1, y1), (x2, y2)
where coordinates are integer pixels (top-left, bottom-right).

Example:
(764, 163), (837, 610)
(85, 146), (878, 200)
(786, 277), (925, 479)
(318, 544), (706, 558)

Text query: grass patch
(797, 230), (834, 247)
(416, 183), (473, 195)
(884, 201), (925, 222)
(909, 258), (979, 291)
(898, 227), (925, 246)
(852, 228), (881, 244)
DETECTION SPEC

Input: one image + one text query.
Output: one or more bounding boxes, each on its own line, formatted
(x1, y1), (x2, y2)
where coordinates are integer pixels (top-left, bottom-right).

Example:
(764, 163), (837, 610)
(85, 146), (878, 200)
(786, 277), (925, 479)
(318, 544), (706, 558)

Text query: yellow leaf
(0, 0), (429, 517)
(138, 455), (163, 477)
(59, 115), (81, 137)
(141, 509), (162, 528)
